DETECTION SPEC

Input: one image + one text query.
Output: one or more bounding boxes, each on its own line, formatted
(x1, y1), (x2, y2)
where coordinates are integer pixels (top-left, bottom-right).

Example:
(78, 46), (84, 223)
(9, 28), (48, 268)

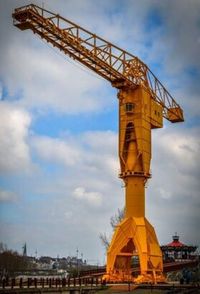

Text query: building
(161, 234), (198, 261)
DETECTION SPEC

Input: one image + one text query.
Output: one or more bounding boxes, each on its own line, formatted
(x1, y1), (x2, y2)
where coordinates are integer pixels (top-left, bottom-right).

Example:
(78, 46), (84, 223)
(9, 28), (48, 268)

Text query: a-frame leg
(103, 217), (165, 283)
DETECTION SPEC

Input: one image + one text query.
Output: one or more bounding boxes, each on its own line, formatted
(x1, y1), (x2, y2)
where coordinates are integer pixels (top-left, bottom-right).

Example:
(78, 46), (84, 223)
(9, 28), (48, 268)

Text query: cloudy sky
(0, 0), (200, 264)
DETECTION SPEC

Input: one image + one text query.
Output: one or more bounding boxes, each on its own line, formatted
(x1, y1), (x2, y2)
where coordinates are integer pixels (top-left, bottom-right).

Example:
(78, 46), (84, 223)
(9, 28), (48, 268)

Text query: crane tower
(12, 4), (184, 283)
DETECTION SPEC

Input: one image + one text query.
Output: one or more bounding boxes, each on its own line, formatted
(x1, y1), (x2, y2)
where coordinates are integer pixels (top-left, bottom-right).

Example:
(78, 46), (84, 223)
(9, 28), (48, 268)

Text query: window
(125, 103), (134, 113)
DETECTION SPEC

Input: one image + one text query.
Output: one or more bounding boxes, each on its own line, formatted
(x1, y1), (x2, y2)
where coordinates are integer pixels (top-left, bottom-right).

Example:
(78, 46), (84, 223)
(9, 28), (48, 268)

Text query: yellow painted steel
(103, 87), (165, 283)
(12, 5), (184, 283)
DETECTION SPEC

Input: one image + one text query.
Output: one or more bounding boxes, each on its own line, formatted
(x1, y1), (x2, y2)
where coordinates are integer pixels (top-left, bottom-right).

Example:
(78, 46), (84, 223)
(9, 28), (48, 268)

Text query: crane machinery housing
(12, 4), (184, 284)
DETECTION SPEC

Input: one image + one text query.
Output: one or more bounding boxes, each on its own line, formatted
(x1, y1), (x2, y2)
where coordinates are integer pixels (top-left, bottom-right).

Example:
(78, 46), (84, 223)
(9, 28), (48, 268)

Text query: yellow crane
(12, 4), (184, 284)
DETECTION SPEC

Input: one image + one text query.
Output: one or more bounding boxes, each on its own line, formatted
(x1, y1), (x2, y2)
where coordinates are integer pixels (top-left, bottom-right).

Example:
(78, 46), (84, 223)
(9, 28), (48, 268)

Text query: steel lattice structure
(13, 4), (183, 122)
(13, 4), (185, 284)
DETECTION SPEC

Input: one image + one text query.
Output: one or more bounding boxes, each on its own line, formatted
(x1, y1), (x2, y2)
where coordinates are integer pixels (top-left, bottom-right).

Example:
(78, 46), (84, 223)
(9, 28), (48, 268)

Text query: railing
(0, 276), (103, 291)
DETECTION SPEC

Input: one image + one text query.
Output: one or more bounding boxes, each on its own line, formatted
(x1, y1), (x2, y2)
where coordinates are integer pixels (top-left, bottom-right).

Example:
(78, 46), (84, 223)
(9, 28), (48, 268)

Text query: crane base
(103, 272), (165, 284)
(103, 216), (166, 284)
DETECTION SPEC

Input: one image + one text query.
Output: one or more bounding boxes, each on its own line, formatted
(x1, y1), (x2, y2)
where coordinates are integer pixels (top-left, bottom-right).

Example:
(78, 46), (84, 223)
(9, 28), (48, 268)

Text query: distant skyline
(0, 0), (200, 265)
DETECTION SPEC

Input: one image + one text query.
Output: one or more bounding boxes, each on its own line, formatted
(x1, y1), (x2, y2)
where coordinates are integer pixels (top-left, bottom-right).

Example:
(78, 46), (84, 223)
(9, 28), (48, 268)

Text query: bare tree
(0, 244), (33, 277)
(110, 208), (124, 229)
(0, 243), (7, 253)
(99, 233), (110, 250)
(99, 207), (125, 250)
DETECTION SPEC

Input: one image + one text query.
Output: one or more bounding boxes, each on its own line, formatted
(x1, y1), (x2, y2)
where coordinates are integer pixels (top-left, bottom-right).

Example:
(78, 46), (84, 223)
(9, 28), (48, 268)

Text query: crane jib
(12, 3), (184, 123)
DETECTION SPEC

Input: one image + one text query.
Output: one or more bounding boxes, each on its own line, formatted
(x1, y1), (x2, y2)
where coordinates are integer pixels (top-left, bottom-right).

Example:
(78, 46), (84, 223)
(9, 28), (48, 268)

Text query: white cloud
(0, 189), (18, 203)
(73, 187), (102, 207)
(30, 130), (120, 209)
(0, 0), (199, 261)
(146, 125), (200, 246)
(1, 41), (109, 114)
(0, 102), (32, 174)
(157, 187), (172, 200)
(0, 0), (115, 115)
(64, 211), (73, 220)
(160, 0), (200, 72)
(32, 135), (81, 166)
(1, 0), (199, 120)
(32, 130), (118, 177)
(152, 126), (200, 177)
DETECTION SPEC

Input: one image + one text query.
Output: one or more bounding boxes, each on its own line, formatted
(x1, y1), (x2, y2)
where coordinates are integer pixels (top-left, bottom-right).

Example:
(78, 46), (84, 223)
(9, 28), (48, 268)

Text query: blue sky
(0, 0), (200, 264)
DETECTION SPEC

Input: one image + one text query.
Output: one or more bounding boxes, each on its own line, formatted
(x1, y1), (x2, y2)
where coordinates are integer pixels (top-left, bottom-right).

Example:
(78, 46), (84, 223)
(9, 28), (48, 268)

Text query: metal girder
(12, 4), (184, 123)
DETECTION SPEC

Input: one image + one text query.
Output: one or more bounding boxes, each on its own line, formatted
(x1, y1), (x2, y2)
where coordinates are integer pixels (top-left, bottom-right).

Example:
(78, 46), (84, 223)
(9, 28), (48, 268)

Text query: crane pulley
(13, 4), (184, 284)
